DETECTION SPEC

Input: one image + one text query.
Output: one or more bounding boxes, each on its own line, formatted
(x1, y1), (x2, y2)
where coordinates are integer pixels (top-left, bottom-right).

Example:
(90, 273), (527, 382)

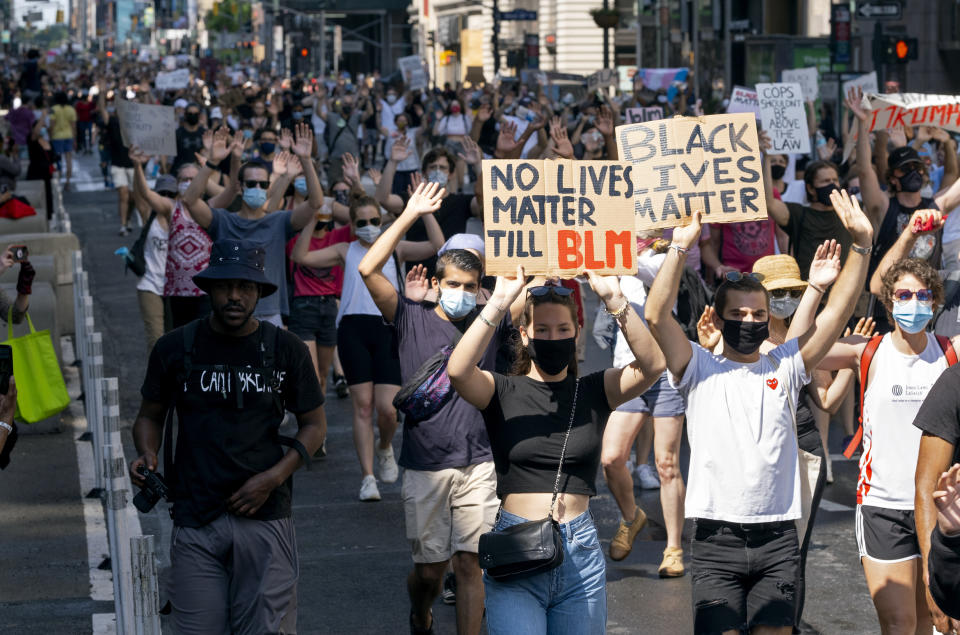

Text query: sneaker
(608, 505), (647, 561)
(333, 374), (349, 398)
(658, 546), (685, 578)
(377, 445), (399, 484)
(313, 440), (327, 459)
(409, 610), (435, 635)
(359, 475), (381, 501)
(441, 572), (456, 605)
(825, 457), (834, 485)
(636, 463), (661, 490)
(118, 225), (130, 236)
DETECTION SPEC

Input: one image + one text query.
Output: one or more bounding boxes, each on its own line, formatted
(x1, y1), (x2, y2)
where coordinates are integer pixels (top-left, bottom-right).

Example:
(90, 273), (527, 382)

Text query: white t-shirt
(612, 276), (647, 369)
(384, 127), (420, 172)
(859, 333), (949, 509)
(380, 96), (406, 135)
(671, 338), (811, 523)
(436, 113), (472, 137)
(781, 180), (808, 205)
(136, 215), (169, 295)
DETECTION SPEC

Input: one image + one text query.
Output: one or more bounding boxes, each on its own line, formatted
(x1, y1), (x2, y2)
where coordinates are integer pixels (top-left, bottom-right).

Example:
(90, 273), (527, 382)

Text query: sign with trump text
(615, 113), (768, 230)
(482, 159), (638, 276)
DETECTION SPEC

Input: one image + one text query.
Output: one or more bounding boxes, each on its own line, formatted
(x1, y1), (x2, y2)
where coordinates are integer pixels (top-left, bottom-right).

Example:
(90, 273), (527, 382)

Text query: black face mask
(334, 190), (350, 205)
(721, 319), (769, 356)
(184, 112), (199, 125)
(770, 164), (786, 180)
(898, 169), (924, 193)
(814, 183), (839, 206)
(528, 337), (576, 376)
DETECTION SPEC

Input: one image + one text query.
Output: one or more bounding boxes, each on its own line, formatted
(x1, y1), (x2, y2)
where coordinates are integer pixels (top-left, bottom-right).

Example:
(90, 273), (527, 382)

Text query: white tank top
(858, 333), (949, 508)
(136, 215), (169, 296)
(336, 241), (399, 324)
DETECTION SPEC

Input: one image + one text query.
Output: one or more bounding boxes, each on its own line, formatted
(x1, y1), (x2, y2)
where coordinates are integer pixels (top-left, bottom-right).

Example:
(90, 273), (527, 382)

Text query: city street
(0, 153), (882, 634)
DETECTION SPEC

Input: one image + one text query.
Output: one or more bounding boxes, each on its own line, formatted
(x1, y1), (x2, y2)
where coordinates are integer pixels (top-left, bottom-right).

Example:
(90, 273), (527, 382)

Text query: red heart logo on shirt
(766, 378), (779, 390)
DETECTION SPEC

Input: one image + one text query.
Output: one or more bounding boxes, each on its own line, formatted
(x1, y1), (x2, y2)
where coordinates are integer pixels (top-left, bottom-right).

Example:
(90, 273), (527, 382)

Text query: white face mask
(426, 170), (448, 187)
(178, 180), (191, 195)
(355, 224), (381, 243)
(769, 295), (802, 319)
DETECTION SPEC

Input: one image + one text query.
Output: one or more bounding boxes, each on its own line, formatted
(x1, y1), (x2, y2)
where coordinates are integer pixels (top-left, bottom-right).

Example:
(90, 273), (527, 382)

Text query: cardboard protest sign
(398, 55), (428, 91)
(756, 83), (811, 154)
(782, 67), (819, 101)
(728, 86), (760, 117)
(615, 113), (768, 230)
(841, 71), (878, 102)
(482, 159), (637, 276)
(116, 100), (178, 156)
(587, 69), (617, 93)
(155, 68), (190, 90)
(625, 106), (664, 124)
(863, 93), (960, 133)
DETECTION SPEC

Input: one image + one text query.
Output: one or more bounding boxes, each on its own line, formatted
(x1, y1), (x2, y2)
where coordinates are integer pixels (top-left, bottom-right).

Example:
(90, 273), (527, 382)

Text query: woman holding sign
(447, 266), (665, 634)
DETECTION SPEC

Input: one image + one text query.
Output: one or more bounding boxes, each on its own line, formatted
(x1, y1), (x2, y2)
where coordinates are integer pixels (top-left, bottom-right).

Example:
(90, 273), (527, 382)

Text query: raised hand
(404, 182), (445, 217)
(844, 316), (877, 339)
(492, 265), (528, 305)
(817, 137), (837, 161)
(759, 130), (773, 155)
(697, 305), (722, 350)
(202, 127), (214, 155)
(808, 239), (842, 289)
(292, 122), (313, 158)
(671, 211), (703, 250)
(406, 171), (424, 198)
(127, 144), (149, 165)
(829, 188), (873, 246)
(934, 463), (960, 537)
(496, 120), (520, 158)
(458, 136), (482, 166)
(279, 127), (293, 151)
(887, 126), (907, 148)
(272, 151), (291, 176)
(477, 103), (493, 122)
(844, 86), (869, 123)
(390, 135), (412, 163)
(210, 126), (232, 163)
(367, 167), (382, 186)
(230, 129), (246, 158)
(595, 105), (615, 137)
(909, 208), (945, 235)
(586, 271), (624, 306)
(549, 116), (574, 159)
(404, 264), (430, 303)
(341, 152), (360, 185)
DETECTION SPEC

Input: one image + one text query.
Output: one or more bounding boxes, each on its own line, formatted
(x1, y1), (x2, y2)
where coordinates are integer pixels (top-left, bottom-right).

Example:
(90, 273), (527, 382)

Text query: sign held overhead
(756, 82), (811, 154)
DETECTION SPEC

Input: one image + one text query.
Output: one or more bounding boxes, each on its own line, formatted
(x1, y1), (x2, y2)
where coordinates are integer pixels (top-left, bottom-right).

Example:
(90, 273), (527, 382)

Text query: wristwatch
(850, 244), (872, 256)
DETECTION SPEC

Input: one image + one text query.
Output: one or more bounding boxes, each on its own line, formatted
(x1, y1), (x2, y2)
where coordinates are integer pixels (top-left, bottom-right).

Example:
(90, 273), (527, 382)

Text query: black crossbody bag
(478, 379), (579, 581)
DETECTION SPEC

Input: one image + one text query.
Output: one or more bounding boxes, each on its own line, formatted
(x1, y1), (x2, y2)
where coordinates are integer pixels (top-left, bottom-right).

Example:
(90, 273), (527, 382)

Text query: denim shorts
(52, 138), (74, 154)
(616, 370), (686, 417)
(690, 519), (799, 634)
(288, 295), (338, 346)
(484, 509), (606, 635)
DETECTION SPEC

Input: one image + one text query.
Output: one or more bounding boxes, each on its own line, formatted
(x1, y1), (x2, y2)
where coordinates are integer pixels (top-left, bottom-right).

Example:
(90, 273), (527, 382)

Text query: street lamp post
(492, 0), (499, 73)
(603, 0), (610, 69)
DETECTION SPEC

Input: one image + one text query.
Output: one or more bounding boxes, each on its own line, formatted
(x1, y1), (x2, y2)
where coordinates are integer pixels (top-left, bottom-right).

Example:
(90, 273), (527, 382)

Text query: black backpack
(126, 211), (157, 277)
(675, 266), (713, 342)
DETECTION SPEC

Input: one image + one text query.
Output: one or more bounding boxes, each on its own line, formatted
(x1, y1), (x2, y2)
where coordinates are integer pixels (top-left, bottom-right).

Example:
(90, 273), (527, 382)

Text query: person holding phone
(0, 375), (17, 463)
(0, 244), (33, 325)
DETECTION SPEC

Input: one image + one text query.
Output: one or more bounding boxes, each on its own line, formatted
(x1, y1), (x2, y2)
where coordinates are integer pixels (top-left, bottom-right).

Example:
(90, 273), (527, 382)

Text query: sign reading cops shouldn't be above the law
(615, 113), (768, 230)
(482, 159), (637, 277)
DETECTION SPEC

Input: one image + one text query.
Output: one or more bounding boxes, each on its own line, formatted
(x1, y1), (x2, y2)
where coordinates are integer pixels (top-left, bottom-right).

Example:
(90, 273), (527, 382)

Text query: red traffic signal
(895, 39), (909, 60)
(880, 34), (918, 64)
(300, 48), (308, 57)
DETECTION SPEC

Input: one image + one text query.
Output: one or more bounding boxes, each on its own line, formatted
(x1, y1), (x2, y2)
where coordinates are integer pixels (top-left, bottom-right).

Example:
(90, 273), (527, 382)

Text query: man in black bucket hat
(130, 238), (326, 634)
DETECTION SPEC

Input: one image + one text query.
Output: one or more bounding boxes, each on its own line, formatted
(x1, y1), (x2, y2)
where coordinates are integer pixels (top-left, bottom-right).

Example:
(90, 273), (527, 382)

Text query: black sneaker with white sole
(441, 572), (456, 605)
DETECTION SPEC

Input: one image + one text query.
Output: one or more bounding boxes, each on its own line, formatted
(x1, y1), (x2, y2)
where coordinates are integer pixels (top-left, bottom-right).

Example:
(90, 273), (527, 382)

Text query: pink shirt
(286, 226), (354, 298)
(164, 202), (212, 297)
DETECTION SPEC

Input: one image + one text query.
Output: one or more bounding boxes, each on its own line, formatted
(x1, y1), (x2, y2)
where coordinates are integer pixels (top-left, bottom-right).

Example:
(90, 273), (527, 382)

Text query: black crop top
(481, 370), (612, 498)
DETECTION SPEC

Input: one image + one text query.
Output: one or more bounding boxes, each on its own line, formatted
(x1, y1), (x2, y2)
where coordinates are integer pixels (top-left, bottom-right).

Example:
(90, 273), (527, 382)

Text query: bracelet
(605, 300), (630, 320)
(808, 282), (826, 294)
(851, 244), (872, 256)
(0, 421), (11, 434)
(669, 243), (689, 256)
(478, 312), (498, 328)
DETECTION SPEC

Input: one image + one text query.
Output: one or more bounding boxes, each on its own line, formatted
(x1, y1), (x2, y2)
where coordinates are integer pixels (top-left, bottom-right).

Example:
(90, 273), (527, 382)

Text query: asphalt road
(0, 154), (880, 634)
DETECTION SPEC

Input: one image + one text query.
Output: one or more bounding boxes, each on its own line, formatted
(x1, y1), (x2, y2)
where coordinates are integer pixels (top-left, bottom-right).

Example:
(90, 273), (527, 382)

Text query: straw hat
(752, 255), (807, 292)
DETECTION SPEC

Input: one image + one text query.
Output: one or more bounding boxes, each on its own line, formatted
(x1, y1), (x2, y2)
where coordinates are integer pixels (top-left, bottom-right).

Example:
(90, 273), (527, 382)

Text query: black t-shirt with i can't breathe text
(481, 371), (612, 499)
(140, 319), (324, 528)
(913, 363), (960, 465)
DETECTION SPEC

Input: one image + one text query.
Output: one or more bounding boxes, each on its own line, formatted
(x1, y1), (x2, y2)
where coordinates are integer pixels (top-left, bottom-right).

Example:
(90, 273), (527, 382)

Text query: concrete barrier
(16, 180), (48, 217)
(0, 281), (59, 357)
(0, 213), (47, 235)
(0, 232), (78, 336)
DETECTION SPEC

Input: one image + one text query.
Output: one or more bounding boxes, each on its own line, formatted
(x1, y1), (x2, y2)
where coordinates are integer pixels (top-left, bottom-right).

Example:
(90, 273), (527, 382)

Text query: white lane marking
(92, 612), (116, 634)
(819, 499), (854, 512)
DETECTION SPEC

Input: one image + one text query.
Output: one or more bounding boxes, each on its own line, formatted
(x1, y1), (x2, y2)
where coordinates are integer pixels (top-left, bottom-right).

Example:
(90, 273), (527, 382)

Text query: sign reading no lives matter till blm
(482, 159), (637, 276)
(615, 113), (768, 230)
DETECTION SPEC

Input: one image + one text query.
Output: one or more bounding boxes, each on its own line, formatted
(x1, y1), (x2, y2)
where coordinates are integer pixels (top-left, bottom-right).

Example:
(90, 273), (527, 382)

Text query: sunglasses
(893, 288), (934, 304)
(354, 217), (381, 228)
(528, 285), (574, 298)
(724, 271), (765, 283)
(244, 180), (270, 189)
(319, 220), (335, 231)
(771, 288), (804, 299)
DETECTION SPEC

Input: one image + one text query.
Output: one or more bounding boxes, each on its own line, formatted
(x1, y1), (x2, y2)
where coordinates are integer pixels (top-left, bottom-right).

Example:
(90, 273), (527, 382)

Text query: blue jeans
(484, 509), (606, 635)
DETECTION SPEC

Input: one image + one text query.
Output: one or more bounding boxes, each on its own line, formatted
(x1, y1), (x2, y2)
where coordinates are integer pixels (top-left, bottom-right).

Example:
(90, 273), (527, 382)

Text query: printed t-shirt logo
(766, 378), (778, 390)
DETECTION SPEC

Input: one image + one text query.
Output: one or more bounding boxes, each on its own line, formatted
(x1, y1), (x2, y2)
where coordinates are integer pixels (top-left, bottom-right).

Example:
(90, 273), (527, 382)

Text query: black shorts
(691, 519), (799, 634)
(856, 504), (921, 562)
(288, 296), (339, 347)
(336, 314), (401, 386)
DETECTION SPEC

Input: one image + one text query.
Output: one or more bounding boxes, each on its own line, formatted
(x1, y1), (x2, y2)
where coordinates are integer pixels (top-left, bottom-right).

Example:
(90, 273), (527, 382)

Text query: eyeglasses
(723, 271), (765, 283)
(354, 217), (381, 228)
(893, 288), (934, 304)
(528, 285), (574, 298)
(244, 180), (270, 190)
(771, 288), (804, 299)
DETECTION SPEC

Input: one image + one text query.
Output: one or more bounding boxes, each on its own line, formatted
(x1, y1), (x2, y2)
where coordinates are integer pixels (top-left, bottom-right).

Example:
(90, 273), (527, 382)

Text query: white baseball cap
(174, 98), (188, 109)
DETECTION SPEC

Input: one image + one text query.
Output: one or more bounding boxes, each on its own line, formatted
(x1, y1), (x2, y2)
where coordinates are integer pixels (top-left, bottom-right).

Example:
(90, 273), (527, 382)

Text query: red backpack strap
(936, 334), (959, 367)
(844, 334), (884, 459)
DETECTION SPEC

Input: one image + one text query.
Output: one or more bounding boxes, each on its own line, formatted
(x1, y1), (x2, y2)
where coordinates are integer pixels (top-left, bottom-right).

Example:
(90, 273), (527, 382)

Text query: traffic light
(300, 48), (308, 58)
(879, 35), (918, 64)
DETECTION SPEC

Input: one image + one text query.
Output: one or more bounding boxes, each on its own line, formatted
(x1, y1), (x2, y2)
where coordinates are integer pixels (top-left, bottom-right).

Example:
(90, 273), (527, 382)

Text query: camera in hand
(11, 245), (27, 262)
(133, 465), (169, 513)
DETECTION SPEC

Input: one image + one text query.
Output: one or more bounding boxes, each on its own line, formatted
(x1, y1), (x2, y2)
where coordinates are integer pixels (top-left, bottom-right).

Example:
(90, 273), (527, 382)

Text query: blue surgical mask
(242, 187), (267, 209)
(892, 299), (933, 334)
(294, 176), (308, 195)
(292, 111), (304, 120)
(438, 288), (476, 319)
(426, 170), (448, 187)
(242, 129), (253, 139)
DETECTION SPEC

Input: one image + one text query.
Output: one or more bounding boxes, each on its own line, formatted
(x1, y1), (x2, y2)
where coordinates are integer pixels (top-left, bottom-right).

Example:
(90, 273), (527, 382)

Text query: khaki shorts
(111, 166), (135, 189)
(402, 461), (499, 563)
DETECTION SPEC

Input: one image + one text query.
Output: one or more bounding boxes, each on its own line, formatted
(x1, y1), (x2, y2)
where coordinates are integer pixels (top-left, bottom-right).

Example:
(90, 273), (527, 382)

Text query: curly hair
(510, 292), (579, 377)
(885, 162), (928, 191)
(880, 257), (944, 312)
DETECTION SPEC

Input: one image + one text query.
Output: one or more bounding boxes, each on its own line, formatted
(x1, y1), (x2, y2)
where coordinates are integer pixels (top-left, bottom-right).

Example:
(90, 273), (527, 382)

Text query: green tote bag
(2, 309), (69, 423)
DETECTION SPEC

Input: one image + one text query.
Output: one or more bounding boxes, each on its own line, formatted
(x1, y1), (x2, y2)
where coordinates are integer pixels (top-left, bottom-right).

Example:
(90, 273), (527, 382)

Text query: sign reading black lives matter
(482, 159), (637, 277)
(756, 82), (811, 154)
(615, 113), (768, 230)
